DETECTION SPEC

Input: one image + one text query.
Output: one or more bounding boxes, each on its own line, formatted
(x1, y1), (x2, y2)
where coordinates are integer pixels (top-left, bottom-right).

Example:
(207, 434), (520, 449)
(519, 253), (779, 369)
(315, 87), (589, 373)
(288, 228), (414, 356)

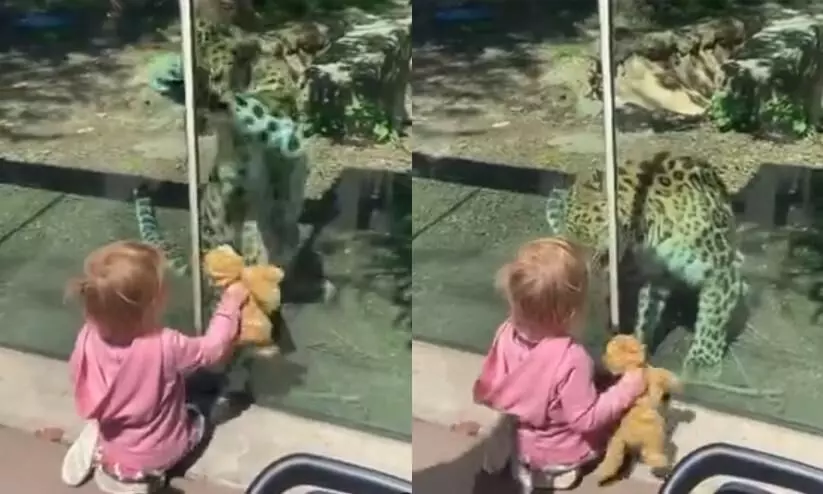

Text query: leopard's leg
(652, 233), (780, 398)
(682, 266), (782, 398)
(209, 219), (264, 424)
(234, 93), (337, 302)
(634, 281), (670, 349)
(545, 188), (570, 235)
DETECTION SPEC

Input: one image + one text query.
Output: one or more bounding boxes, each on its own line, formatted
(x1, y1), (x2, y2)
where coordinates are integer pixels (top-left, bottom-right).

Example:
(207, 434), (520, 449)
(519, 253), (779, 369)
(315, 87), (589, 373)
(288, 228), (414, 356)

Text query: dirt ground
(411, 1), (823, 194)
(0, 22), (410, 200)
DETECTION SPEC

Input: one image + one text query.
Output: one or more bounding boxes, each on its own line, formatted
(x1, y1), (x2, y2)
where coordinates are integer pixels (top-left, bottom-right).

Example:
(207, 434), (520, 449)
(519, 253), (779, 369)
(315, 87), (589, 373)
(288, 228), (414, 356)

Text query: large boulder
(709, 14), (823, 139)
(303, 14), (411, 143)
(586, 18), (751, 120)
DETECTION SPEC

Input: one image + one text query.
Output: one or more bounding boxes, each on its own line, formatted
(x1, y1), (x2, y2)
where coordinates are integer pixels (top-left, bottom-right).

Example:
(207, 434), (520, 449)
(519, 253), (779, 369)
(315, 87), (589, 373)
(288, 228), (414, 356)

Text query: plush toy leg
(639, 431), (668, 469)
(594, 436), (627, 483)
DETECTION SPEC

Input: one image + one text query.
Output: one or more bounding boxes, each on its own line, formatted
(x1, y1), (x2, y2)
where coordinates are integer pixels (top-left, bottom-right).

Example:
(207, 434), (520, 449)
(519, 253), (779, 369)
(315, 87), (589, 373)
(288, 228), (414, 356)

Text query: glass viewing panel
(413, 0), (823, 435)
(0, 3), (193, 356)
(187, 0), (412, 437)
(412, 1), (610, 354)
(604, 0), (823, 430)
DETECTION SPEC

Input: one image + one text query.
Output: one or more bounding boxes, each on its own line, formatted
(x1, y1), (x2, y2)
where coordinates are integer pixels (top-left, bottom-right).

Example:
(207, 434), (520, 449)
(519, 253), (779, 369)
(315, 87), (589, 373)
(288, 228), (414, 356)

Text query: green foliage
(760, 94), (810, 137)
(709, 89), (811, 138)
(306, 100), (399, 144)
(708, 89), (753, 132)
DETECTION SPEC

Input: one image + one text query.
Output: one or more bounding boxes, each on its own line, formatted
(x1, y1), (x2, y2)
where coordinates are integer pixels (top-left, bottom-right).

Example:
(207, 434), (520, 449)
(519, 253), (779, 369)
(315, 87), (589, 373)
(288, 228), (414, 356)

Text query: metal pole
(597, 0), (621, 328)
(179, 0), (204, 333)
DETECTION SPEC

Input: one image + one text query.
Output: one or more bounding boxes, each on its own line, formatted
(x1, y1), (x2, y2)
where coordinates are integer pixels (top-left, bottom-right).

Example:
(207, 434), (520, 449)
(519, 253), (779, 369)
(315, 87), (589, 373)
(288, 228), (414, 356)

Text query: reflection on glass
(0, 4), (193, 355)
(412, 0), (607, 351)
(255, 169), (411, 438)
(413, 160), (610, 354)
(602, 1), (823, 430)
(134, 0), (412, 437)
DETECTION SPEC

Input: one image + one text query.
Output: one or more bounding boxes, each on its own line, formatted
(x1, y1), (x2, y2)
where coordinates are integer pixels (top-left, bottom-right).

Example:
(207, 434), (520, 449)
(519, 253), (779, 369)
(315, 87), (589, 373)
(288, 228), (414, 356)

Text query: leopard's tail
(132, 185), (190, 276)
(545, 188), (570, 235)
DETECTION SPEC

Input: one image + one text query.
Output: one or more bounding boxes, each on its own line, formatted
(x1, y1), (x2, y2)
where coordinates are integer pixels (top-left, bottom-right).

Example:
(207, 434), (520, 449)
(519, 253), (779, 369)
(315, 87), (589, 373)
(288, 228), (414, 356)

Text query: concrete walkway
(413, 420), (661, 494)
(0, 426), (241, 494)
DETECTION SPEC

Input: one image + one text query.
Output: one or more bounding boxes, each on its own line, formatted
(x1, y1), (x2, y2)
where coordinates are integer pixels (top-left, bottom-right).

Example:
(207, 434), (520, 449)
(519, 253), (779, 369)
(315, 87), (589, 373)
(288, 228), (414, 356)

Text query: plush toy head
(603, 334), (647, 373)
(203, 245), (284, 353)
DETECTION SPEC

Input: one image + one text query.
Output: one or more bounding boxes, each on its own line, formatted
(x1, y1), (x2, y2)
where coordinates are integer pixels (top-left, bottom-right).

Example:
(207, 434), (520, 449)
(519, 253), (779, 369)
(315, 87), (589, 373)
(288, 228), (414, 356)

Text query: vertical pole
(597, 0), (621, 328)
(179, 0), (204, 333)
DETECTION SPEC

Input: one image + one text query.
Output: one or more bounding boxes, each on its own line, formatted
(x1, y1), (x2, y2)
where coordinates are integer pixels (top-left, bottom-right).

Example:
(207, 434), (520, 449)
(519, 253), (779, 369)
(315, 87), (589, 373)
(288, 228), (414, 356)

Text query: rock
(303, 15), (411, 142)
(586, 18), (751, 123)
(709, 14), (823, 139)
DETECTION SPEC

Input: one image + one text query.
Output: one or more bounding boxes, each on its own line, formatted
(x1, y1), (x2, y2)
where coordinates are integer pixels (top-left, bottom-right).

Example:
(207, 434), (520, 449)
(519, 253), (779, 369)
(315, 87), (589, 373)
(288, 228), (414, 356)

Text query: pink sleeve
(556, 345), (638, 434)
(163, 297), (242, 374)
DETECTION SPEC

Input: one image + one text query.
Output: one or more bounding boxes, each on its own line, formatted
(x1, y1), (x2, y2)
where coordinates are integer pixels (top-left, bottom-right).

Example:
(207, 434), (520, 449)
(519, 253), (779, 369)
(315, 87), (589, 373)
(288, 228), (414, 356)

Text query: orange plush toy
(594, 334), (681, 483)
(203, 245), (284, 357)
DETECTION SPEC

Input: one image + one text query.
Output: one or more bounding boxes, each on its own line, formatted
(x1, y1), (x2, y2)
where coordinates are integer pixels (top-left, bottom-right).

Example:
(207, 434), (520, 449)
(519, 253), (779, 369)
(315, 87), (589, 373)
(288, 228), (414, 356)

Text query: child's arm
(557, 346), (645, 434)
(163, 284), (248, 374)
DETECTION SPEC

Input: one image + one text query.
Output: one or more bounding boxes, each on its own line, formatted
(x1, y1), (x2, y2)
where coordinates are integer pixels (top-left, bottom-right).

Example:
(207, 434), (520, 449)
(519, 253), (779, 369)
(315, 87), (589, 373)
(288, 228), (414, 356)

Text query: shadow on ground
(0, 0), (180, 142)
(412, 0), (594, 120)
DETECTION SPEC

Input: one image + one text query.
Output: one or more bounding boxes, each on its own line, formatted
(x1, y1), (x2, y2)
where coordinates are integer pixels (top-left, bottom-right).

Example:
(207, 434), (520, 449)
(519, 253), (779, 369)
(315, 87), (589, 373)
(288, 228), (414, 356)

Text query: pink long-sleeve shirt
(69, 296), (242, 474)
(474, 320), (640, 468)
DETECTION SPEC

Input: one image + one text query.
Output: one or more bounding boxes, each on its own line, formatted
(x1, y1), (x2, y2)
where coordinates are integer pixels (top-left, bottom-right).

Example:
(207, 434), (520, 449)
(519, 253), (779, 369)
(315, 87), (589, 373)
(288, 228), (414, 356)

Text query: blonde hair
(66, 240), (166, 339)
(496, 237), (589, 333)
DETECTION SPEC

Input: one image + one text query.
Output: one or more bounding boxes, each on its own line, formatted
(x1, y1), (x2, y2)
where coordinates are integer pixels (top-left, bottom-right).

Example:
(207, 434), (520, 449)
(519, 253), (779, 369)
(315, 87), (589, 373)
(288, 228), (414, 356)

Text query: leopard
(142, 13), (319, 273)
(148, 16), (304, 131)
(143, 14), (311, 275)
(137, 15), (329, 421)
(544, 151), (778, 398)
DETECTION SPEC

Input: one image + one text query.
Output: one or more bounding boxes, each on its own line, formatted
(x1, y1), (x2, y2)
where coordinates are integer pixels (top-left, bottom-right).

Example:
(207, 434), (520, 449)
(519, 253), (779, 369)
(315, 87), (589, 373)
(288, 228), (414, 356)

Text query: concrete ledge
(0, 347), (411, 489)
(412, 340), (823, 492)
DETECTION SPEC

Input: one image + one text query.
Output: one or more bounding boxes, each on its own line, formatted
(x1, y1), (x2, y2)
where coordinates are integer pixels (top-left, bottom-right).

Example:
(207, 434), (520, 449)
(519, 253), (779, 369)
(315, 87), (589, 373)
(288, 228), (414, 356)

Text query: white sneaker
(60, 421), (98, 486)
(532, 467), (581, 490)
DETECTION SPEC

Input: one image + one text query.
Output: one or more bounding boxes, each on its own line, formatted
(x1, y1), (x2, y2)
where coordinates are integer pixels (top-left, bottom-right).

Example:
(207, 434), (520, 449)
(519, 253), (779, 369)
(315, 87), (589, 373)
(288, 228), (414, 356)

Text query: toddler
(60, 240), (248, 493)
(473, 237), (645, 492)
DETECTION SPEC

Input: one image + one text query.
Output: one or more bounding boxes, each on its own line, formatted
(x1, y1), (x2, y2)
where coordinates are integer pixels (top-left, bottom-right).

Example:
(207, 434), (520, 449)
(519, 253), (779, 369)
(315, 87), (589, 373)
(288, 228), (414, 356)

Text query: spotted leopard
(149, 17), (303, 136)
(142, 11), (315, 269)
(545, 152), (748, 381)
(138, 16), (322, 417)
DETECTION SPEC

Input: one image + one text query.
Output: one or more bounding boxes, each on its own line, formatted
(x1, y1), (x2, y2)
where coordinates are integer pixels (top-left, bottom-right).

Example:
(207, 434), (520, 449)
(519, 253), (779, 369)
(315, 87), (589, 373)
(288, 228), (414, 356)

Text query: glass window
(412, 2), (610, 352)
(188, 0), (412, 437)
(0, 6), (194, 356)
(605, 1), (823, 429)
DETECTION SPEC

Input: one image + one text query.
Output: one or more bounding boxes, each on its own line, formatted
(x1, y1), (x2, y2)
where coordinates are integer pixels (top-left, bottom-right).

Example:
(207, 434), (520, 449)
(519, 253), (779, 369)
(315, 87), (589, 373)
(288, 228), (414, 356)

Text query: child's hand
(621, 368), (647, 399)
(223, 282), (249, 306)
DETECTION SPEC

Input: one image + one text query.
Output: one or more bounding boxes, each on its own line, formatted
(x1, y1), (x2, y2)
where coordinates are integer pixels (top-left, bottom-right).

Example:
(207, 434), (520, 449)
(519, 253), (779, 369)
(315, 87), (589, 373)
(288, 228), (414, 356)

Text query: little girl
(60, 240), (248, 494)
(473, 237), (646, 492)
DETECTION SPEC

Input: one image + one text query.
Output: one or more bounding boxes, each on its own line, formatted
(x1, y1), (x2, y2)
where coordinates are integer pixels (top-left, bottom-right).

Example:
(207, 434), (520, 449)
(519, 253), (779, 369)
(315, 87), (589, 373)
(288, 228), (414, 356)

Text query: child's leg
(94, 405), (208, 494)
(164, 403), (210, 478)
(61, 421), (99, 486)
(481, 415), (517, 474)
(511, 458), (534, 494)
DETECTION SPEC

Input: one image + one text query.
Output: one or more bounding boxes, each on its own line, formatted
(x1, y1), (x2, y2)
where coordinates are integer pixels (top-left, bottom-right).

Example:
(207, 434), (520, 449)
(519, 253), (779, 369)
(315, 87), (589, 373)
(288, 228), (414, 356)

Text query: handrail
(660, 442), (823, 494)
(245, 453), (411, 494)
